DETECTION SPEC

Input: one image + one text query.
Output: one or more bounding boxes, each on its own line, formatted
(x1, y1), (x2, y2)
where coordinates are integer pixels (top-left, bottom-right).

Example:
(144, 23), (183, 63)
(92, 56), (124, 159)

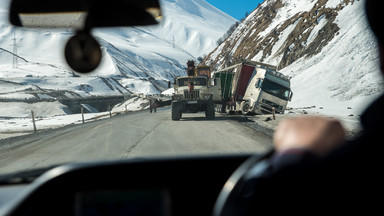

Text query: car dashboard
(0, 154), (252, 216)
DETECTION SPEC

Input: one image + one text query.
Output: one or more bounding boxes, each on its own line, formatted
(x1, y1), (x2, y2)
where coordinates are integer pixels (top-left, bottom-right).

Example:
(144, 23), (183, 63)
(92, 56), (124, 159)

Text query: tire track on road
(124, 119), (164, 159)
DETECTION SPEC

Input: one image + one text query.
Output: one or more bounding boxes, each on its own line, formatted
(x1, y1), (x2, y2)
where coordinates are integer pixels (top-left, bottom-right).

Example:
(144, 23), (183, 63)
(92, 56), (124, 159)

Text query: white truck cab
(211, 60), (292, 115)
(242, 66), (292, 114)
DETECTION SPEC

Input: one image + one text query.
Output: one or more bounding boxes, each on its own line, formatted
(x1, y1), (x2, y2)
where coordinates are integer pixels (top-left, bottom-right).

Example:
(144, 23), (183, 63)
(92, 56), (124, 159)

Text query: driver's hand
(273, 116), (346, 156)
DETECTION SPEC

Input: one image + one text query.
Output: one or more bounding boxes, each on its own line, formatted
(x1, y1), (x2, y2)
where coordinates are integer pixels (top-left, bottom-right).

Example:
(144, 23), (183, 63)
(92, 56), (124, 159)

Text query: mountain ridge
(203, 0), (383, 117)
(0, 0), (236, 96)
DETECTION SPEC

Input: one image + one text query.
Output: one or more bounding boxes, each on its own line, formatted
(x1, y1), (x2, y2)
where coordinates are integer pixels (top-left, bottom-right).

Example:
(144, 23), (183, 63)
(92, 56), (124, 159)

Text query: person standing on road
(150, 99), (159, 113)
(150, 99), (154, 113)
(153, 99), (159, 113)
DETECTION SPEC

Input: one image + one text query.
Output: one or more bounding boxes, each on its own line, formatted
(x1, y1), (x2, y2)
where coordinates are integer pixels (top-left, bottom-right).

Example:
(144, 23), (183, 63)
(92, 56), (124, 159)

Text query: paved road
(0, 108), (272, 174)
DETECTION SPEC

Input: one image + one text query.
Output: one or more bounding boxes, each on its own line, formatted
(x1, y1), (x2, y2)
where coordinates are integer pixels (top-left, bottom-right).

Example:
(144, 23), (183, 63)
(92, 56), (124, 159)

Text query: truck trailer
(210, 60), (293, 115)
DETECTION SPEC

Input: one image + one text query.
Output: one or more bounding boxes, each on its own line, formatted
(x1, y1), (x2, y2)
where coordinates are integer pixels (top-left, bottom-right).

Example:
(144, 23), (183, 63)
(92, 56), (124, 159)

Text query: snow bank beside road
(0, 97), (153, 140)
(0, 113), (104, 139)
(161, 88), (174, 95)
(112, 97), (150, 113)
(0, 101), (70, 118)
(246, 108), (362, 140)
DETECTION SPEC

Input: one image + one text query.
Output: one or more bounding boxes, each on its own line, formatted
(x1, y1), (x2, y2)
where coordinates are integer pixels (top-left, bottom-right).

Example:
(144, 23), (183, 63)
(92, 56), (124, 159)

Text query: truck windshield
(262, 79), (292, 101)
(197, 67), (210, 77)
(178, 78), (207, 87)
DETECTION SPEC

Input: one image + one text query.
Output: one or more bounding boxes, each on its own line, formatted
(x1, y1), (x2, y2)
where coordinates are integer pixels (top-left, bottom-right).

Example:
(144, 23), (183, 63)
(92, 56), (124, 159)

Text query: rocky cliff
(204, 0), (383, 118)
(204, 0), (357, 70)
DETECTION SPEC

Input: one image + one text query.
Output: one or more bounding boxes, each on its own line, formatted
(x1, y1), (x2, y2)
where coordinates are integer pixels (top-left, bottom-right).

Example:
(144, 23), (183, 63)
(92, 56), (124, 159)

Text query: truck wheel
(205, 102), (215, 120)
(226, 106), (233, 115)
(172, 102), (182, 120)
(242, 101), (250, 115)
(221, 103), (226, 113)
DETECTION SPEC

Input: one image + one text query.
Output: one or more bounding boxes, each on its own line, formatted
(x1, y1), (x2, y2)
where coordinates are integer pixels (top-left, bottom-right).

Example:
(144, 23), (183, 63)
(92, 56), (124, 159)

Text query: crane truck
(171, 61), (215, 120)
(210, 60), (293, 115)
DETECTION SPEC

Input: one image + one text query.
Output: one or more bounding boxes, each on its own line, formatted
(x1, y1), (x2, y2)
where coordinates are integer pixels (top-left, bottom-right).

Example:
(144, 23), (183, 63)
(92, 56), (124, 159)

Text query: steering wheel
(213, 150), (274, 216)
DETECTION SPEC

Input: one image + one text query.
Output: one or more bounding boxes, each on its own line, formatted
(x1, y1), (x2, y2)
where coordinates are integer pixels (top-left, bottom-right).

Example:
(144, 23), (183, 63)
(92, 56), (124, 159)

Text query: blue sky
(206, 0), (265, 20)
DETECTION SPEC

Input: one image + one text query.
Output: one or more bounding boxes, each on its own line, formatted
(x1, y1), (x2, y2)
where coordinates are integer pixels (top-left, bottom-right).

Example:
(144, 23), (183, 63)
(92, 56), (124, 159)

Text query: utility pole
(81, 107), (85, 124)
(172, 36), (175, 48)
(12, 28), (18, 68)
(31, 110), (37, 133)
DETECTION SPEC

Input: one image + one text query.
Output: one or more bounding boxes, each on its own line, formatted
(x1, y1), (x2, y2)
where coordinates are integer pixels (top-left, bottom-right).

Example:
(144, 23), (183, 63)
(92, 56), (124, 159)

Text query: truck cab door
(210, 78), (222, 102)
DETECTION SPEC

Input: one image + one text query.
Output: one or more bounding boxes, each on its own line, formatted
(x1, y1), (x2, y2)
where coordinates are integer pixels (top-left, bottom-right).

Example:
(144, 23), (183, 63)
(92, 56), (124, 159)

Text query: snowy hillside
(151, 0), (237, 58)
(204, 0), (383, 118)
(0, 0), (236, 98)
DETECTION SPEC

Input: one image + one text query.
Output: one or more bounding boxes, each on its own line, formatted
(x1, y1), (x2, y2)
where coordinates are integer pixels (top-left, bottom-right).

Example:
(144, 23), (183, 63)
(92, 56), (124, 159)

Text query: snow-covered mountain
(0, 0), (236, 98)
(154, 0), (237, 58)
(204, 0), (383, 117)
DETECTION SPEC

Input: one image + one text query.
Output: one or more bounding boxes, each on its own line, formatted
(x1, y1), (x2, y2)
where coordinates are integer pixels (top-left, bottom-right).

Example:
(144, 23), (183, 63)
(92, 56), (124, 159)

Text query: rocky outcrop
(204, 0), (356, 70)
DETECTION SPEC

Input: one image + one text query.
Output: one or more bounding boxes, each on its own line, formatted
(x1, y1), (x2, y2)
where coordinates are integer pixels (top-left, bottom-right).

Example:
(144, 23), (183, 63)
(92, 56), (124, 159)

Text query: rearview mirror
(65, 31), (102, 73)
(9, 0), (162, 29)
(9, 0), (162, 73)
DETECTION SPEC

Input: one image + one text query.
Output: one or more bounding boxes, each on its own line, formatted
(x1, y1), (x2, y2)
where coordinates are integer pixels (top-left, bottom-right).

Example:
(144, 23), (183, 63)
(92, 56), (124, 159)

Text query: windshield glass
(197, 66), (210, 77)
(0, 0), (380, 176)
(177, 78), (207, 87)
(262, 79), (292, 101)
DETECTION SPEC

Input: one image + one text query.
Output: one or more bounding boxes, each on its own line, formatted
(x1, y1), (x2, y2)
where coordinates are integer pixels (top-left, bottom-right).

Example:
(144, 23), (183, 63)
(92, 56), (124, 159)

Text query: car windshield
(0, 0), (381, 176)
(262, 79), (292, 101)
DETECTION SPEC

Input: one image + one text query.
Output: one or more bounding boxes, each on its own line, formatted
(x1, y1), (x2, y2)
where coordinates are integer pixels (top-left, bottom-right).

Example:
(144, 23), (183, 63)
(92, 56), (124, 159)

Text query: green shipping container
(215, 72), (234, 100)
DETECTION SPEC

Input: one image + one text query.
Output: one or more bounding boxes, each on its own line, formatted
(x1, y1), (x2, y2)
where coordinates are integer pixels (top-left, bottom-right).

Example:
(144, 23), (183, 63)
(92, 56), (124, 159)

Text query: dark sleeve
(244, 135), (377, 215)
(270, 148), (320, 172)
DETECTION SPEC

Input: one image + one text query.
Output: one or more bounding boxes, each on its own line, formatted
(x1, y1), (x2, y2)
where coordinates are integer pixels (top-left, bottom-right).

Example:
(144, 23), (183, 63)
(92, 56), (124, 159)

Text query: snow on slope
(150, 0), (237, 57)
(279, 0), (383, 117)
(205, 0), (383, 119)
(0, 0), (236, 97)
